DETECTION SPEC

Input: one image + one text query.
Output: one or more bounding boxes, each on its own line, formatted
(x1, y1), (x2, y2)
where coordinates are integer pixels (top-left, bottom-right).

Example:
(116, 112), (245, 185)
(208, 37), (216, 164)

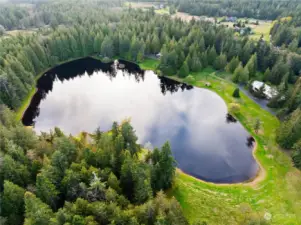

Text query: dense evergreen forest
(0, 107), (185, 224)
(1, 0), (301, 224)
(0, 0), (122, 30)
(168, 0), (301, 20)
(270, 15), (301, 54)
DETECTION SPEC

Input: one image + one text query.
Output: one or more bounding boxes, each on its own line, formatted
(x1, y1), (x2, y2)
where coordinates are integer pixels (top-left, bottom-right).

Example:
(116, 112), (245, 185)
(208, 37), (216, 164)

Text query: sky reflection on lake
(22, 57), (259, 183)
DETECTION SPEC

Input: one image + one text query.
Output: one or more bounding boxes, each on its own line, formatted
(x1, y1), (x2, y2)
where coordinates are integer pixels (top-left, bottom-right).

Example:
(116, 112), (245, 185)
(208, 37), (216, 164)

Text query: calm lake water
(22, 57), (259, 183)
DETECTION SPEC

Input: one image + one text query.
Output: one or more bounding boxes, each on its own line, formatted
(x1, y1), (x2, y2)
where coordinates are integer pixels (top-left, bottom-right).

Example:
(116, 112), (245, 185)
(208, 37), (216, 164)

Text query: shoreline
(17, 56), (267, 188)
(176, 140), (266, 187)
(161, 73), (267, 187)
(15, 56), (88, 121)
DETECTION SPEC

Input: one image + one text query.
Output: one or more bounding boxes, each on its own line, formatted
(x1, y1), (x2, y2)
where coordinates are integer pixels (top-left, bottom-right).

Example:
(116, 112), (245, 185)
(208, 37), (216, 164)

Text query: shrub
(292, 140), (301, 169)
(102, 57), (112, 63)
(232, 88), (240, 98)
(229, 103), (240, 114)
(184, 75), (195, 84)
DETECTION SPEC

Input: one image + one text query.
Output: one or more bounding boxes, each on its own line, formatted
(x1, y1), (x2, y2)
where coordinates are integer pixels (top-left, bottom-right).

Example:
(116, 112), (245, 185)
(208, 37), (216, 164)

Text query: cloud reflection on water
(23, 58), (258, 183)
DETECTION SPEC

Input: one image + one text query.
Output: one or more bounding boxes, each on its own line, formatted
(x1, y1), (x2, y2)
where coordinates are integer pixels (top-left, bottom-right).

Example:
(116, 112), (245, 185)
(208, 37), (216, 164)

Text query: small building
(227, 16), (237, 22)
(205, 82), (211, 87)
(251, 81), (278, 99)
(234, 26), (240, 32)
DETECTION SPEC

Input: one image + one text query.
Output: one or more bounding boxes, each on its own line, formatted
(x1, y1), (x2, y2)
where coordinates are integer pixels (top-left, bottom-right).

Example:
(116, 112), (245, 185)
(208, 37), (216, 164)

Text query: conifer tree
(207, 46), (217, 65)
(1, 181), (26, 225)
(226, 57), (240, 73)
(232, 88), (240, 98)
(263, 68), (271, 82)
(24, 192), (54, 225)
(246, 54), (257, 78)
(292, 140), (301, 169)
(214, 53), (227, 70)
(101, 36), (114, 58)
(178, 61), (189, 78)
(232, 63), (244, 83)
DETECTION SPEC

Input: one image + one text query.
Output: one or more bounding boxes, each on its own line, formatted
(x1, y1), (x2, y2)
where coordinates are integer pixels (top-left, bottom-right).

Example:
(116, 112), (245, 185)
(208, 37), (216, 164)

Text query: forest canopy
(0, 107), (185, 225)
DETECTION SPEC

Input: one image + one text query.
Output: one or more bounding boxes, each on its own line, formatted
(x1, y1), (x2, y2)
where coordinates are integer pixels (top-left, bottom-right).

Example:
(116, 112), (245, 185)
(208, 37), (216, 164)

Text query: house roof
(251, 80), (278, 98)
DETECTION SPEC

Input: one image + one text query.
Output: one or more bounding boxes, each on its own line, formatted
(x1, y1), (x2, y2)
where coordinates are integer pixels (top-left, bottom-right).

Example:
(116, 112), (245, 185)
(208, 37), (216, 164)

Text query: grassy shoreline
(138, 59), (301, 224)
(15, 57), (88, 121)
(16, 57), (301, 224)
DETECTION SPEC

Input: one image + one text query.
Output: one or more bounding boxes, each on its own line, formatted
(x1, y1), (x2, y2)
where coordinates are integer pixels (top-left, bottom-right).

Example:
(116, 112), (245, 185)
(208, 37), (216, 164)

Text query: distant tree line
(270, 15), (301, 54)
(0, 0), (122, 31)
(170, 0), (301, 20)
(0, 107), (184, 225)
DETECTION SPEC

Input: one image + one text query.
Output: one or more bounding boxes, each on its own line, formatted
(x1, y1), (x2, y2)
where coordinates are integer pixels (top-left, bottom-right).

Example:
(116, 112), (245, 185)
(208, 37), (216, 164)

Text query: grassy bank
(15, 57), (89, 121)
(15, 87), (37, 121)
(138, 58), (301, 224)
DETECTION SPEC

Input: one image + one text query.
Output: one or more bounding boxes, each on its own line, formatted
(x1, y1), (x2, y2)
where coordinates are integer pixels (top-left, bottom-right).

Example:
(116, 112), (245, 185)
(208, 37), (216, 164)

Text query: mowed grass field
(250, 21), (273, 41)
(139, 58), (301, 225)
(217, 18), (273, 41)
(125, 2), (169, 14)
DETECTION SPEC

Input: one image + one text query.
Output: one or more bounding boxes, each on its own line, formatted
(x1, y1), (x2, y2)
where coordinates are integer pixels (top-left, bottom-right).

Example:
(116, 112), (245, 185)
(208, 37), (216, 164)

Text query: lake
(22, 57), (259, 183)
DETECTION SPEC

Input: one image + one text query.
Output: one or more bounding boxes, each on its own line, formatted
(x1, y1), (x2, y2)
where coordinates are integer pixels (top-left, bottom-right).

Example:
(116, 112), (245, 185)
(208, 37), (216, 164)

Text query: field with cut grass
(125, 2), (169, 15)
(249, 21), (273, 41)
(138, 58), (301, 225)
(124, 1), (156, 9)
(6, 29), (36, 37)
(215, 18), (273, 41)
(172, 12), (203, 22)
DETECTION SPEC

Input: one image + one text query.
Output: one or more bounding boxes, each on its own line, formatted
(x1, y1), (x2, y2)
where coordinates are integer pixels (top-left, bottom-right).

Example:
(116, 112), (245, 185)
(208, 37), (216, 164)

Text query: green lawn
(249, 20), (273, 41)
(155, 7), (169, 15)
(139, 58), (160, 70)
(215, 17), (273, 42)
(15, 87), (37, 121)
(16, 57), (86, 121)
(124, 2), (170, 15)
(139, 58), (301, 224)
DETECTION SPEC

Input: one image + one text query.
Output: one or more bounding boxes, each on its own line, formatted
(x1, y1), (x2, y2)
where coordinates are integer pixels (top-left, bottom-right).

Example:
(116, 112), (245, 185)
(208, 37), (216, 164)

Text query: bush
(232, 88), (240, 98)
(229, 103), (240, 114)
(292, 140), (301, 169)
(0, 25), (5, 36)
(102, 57), (112, 63)
(184, 75), (195, 84)
(178, 62), (189, 78)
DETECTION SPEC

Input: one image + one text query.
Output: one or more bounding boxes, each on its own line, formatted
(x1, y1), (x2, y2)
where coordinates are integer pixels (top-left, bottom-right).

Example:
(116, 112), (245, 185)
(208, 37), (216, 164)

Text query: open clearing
(125, 2), (156, 9)
(218, 18), (273, 41)
(6, 29), (36, 37)
(125, 2), (169, 14)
